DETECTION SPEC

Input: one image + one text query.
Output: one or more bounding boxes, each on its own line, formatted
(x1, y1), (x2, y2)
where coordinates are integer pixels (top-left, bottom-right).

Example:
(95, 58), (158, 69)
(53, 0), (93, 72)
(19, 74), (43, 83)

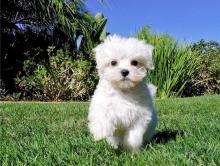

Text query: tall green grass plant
(138, 26), (201, 98)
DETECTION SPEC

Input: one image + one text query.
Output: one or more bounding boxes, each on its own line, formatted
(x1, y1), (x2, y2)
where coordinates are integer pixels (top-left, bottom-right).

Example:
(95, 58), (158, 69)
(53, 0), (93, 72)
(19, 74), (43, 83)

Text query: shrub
(137, 26), (201, 98)
(0, 79), (7, 100)
(183, 40), (220, 96)
(15, 47), (97, 101)
(2, 0), (107, 94)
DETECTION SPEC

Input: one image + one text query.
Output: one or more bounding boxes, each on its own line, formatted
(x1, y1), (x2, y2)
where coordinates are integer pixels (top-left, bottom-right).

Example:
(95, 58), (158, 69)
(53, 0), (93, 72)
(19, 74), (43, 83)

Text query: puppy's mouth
(121, 77), (130, 81)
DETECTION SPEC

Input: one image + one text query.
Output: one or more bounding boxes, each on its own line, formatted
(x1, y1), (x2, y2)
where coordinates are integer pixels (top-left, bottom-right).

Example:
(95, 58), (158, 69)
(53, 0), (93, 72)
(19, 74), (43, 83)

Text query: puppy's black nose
(121, 69), (129, 77)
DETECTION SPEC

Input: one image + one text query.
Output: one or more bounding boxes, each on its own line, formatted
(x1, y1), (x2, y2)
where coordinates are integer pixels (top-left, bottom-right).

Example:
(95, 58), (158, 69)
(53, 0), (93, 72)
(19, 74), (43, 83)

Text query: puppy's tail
(147, 83), (157, 98)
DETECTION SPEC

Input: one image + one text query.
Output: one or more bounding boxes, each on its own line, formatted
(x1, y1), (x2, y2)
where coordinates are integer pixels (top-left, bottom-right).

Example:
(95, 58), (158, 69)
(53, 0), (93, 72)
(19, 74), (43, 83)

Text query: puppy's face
(94, 35), (154, 89)
(102, 57), (147, 89)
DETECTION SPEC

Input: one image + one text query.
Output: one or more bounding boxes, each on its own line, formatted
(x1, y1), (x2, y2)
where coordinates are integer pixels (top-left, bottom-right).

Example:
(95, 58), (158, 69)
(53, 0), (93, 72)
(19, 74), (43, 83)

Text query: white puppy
(88, 35), (157, 151)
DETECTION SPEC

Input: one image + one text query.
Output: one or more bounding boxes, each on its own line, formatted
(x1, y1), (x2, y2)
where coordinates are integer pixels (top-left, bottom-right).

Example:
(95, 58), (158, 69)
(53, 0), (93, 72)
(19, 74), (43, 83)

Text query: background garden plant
(15, 46), (98, 101)
(1, 0), (106, 98)
(137, 27), (201, 98)
(1, 1), (220, 101)
(184, 40), (220, 96)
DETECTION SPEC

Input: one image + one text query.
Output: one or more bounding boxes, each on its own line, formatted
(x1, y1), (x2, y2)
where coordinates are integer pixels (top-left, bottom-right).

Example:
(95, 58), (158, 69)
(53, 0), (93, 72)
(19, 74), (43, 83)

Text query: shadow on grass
(150, 129), (184, 144)
(110, 129), (184, 155)
(112, 130), (184, 154)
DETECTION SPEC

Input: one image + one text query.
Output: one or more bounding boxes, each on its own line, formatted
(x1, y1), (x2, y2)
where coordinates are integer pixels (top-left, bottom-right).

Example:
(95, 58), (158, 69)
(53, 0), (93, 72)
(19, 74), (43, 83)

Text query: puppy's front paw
(93, 130), (109, 141)
(89, 122), (113, 141)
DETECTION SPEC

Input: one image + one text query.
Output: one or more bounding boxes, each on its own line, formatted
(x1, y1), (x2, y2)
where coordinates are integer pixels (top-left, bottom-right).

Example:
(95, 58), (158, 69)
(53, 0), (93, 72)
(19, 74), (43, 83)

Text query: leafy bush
(2, 0), (107, 94)
(0, 79), (7, 100)
(15, 47), (97, 101)
(137, 26), (201, 98)
(183, 40), (220, 96)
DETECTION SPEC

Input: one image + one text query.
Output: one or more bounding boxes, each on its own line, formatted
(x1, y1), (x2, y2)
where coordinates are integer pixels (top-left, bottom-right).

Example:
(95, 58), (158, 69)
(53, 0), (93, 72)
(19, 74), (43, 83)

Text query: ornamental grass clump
(138, 26), (201, 98)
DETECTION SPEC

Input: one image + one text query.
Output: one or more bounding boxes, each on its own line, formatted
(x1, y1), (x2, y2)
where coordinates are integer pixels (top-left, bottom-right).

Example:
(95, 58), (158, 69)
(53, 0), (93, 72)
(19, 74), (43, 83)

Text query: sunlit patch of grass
(0, 96), (220, 165)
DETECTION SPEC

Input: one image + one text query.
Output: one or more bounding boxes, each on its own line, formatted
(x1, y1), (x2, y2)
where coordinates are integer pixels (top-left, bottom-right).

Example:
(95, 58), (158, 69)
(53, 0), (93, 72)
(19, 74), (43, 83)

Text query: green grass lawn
(0, 95), (220, 165)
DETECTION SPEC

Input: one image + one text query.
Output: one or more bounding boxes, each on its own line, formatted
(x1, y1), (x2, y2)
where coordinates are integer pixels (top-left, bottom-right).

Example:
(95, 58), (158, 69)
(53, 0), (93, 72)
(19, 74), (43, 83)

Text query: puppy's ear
(145, 44), (155, 70)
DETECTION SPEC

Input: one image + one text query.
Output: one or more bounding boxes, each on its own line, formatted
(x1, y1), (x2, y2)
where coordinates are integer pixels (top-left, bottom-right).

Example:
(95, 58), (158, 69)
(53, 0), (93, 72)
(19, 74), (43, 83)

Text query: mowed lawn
(0, 96), (220, 165)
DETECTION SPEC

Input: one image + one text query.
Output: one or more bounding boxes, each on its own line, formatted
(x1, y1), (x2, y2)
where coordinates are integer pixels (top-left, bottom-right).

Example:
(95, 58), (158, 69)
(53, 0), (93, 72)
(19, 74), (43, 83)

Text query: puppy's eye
(111, 60), (117, 66)
(131, 60), (138, 66)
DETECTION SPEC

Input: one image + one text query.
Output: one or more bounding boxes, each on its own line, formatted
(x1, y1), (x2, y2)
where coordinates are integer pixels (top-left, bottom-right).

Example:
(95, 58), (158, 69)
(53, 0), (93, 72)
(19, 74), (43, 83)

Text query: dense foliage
(138, 27), (201, 98)
(183, 40), (220, 96)
(1, 1), (219, 100)
(14, 47), (97, 101)
(1, 0), (106, 97)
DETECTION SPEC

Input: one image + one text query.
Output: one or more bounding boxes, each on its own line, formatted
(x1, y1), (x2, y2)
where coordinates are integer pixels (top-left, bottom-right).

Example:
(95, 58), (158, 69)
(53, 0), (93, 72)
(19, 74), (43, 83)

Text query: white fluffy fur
(88, 35), (157, 151)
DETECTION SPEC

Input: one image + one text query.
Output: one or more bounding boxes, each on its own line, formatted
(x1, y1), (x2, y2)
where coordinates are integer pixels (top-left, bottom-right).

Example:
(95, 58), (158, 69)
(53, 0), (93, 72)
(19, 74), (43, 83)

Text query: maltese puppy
(88, 35), (157, 151)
